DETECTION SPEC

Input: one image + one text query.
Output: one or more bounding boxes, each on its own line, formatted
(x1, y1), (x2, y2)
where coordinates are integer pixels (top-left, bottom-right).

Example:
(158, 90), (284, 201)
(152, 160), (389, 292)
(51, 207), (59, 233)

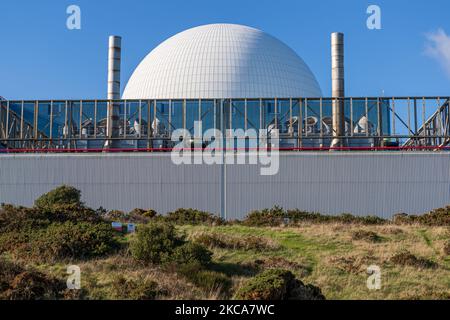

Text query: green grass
(179, 224), (450, 300)
(2, 223), (449, 300)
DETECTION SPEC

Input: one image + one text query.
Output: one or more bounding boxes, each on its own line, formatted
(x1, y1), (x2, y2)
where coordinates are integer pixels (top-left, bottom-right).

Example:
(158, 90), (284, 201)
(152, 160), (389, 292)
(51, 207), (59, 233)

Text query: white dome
(122, 23), (322, 99)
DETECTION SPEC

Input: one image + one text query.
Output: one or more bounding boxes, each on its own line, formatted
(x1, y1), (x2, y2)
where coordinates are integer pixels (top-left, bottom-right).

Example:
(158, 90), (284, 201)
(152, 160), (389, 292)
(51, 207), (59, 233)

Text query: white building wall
(0, 152), (449, 219)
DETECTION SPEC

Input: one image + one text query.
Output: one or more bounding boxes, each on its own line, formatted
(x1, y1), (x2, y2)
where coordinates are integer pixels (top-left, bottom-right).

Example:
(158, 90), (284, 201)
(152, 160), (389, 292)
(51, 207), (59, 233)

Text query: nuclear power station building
(0, 24), (449, 219)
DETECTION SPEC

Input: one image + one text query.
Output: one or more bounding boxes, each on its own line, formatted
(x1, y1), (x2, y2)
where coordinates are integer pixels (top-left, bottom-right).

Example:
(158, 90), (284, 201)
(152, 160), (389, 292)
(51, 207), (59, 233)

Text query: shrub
(110, 276), (160, 300)
(130, 221), (184, 265)
(243, 206), (285, 227)
(103, 209), (159, 224)
(444, 242), (450, 256)
(0, 203), (103, 232)
(336, 213), (386, 225)
(171, 242), (212, 266)
(177, 263), (232, 294)
(234, 269), (325, 300)
(129, 208), (158, 219)
(35, 222), (119, 260)
(392, 213), (409, 224)
(34, 185), (82, 211)
(105, 210), (127, 222)
(41, 204), (103, 224)
(0, 258), (65, 300)
(246, 257), (310, 276)
(351, 230), (382, 243)
(243, 206), (387, 227)
(193, 233), (227, 249)
(0, 258), (24, 293)
(392, 208), (450, 226)
(390, 251), (438, 269)
(192, 232), (280, 252)
(0, 221), (118, 262)
(165, 208), (225, 226)
(0, 230), (32, 256)
(0, 205), (47, 233)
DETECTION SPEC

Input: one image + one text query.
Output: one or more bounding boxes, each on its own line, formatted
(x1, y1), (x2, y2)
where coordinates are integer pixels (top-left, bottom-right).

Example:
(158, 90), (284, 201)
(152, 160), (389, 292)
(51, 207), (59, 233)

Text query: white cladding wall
(122, 24), (322, 99)
(0, 153), (449, 219)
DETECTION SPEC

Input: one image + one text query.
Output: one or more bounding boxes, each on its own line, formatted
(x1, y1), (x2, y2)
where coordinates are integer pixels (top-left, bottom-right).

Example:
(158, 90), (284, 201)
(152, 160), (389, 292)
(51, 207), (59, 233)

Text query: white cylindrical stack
(331, 32), (345, 148)
(105, 36), (122, 148)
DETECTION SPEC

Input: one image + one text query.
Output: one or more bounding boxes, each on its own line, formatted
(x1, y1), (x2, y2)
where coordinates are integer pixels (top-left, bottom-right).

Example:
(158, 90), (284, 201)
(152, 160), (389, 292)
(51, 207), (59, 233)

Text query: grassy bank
(0, 186), (449, 300)
(3, 223), (447, 300)
(180, 224), (450, 299)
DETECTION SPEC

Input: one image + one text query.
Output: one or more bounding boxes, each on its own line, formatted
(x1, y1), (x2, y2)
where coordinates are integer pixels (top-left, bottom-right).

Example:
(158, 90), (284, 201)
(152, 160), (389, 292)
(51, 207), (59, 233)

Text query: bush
(0, 230), (32, 256)
(130, 221), (184, 265)
(34, 185), (82, 211)
(336, 213), (386, 225)
(243, 206), (285, 227)
(165, 208), (225, 226)
(110, 276), (160, 300)
(0, 199), (118, 262)
(444, 242), (450, 256)
(392, 208), (450, 226)
(105, 210), (127, 222)
(243, 206), (387, 227)
(129, 208), (158, 219)
(192, 232), (280, 252)
(234, 269), (325, 300)
(390, 251), (438, 269)
(0, 258), (65, 300)
(41, 204), (102, 224)
(36, 222), (119, 260)
(0, 203), (102, 233)
(177, 263), (232, 294)
(351, 230), (382, 243)
(0, 205), (47, 233)
(171, 242), (212, 266)
(0, 221), (119, 262)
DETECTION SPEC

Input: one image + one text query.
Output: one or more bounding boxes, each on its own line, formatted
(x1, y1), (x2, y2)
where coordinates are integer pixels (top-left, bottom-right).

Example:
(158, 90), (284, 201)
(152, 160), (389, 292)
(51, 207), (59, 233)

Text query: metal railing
(0, 97), (449, 152)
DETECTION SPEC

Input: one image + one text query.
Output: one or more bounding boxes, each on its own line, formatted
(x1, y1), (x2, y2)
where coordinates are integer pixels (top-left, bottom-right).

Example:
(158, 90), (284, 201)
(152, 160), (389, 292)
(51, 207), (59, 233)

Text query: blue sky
(0, 0), (449, 100)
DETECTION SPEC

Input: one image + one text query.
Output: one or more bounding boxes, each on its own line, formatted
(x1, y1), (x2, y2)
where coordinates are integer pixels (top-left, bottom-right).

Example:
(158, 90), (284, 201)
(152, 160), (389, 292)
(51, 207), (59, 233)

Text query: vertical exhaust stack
(105, 35), (122, 149)
(331, 32), (346, 148)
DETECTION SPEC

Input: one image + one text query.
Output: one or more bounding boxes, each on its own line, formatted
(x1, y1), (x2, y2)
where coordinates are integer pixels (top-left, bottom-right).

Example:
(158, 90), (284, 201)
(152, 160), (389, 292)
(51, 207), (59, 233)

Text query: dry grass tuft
(390, 251), (438, 269)
(327, 254), (377, 274)
(190, 231), (280, 252)
(443, 241), (450, 255)
(351, 230), (382, 243)
(243, 257), (311, 277)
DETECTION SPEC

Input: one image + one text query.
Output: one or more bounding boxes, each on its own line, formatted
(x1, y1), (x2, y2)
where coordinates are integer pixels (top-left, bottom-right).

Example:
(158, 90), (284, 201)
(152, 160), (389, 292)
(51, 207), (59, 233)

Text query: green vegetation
(390, 251), (438, 269)
(165, 208), (225, 226)
(34, 185), (83, 211)
(171, 242), (213, 266)
(129, 222), (184, 265)
(0, 185), (449, 300)
(393, 208), (450, 226)
(176, 263), (232, 295)
(110, 276), (160, 300)
(444, 242), (450, 255)
(234, 269), (325, 300)
(0, 257), (67, 300)
(191, 231), (280, 252)
(243, 206), (387, 227)
(351, 230), (383, 243)
(0, 196), (118, 263)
